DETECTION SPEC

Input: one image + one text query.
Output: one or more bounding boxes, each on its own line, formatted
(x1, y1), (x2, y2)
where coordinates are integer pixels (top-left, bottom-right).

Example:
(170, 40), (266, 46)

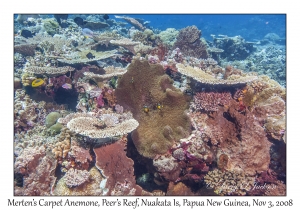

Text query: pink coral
(193, 91), (232, 112)
(14, 146), (57, 195)
(94, 139), (143, 195)
(64, 168), (90, 188)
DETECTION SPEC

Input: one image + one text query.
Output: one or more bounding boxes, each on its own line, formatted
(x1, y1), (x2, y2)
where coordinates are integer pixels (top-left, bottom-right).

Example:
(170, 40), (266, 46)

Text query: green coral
(48, 122), (63, 134)
(158, 28), (179, 47)
(45, 112), (62, 128)
(42, 18), (60, 36)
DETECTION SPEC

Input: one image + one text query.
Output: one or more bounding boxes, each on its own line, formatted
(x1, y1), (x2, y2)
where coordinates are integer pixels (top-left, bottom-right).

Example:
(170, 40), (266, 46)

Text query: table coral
(176, 63), (257, 85)
(115, 59), (191, 158)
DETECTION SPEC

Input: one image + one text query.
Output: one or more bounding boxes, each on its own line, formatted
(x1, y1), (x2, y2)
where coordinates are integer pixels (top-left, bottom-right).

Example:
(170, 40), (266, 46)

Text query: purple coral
(193, 91), (232, 112)
(64, 168), (90, 188)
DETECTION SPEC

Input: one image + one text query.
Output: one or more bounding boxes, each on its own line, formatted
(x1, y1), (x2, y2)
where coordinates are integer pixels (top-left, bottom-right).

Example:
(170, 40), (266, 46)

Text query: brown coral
(173, 25), (208, 58)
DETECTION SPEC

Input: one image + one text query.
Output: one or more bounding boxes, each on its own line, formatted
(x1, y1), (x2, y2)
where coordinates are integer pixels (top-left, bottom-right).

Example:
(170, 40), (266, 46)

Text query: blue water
(110, 14), (286, 41)
(14, 14), (286, 42)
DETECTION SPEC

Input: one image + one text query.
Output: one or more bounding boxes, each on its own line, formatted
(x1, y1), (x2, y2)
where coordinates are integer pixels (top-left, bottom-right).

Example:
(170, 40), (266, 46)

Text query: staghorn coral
(173, 25), (208, 59)
(115, 60), (191, 158)
(176, 63), (257, 85)
(24, 66), (75, 76)
(64, 168), (90, 188)
(53, 167), (103, 195)
(94, 139), (143, 195)
(204, 169), (255, 195)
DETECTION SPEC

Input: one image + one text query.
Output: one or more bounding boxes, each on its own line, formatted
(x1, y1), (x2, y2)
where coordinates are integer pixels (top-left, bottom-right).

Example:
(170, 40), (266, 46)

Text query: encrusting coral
(116, 59), (191, 158)
(64, 168), (90, 188)
(53, 167), (103, 195)
(14, 146), (57, 195)
(204, 169), (255, 195)
(94, 138), (145, 195)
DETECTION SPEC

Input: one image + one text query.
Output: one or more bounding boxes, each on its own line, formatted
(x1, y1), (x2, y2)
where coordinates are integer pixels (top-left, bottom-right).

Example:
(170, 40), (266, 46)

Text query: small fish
(82, 28), (94, 38)
(74, 17), (84, 26)
(21, 29), (34, 38)
(103, 14), (109, 20)
(143, 105), (149, 113)
(62, 83), (72, 89)
(86, 52), (95, 59)
(156, 103), (163, 110)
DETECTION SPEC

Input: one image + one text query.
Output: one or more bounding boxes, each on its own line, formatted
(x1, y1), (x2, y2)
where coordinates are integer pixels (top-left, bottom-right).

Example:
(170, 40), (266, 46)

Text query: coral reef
(115, 15), (146, 31)
(158, 28), (179, 47)
(204, 169), (255, 195)
(14, 146), (57, 195)
(176, 63), (257, 85)
(53, 167), (103, 195)
(13, 14), (286, 197)
(192, 91), (232, 112)
(173, 25), (208, 59)
(64, 168), (90, 188)
(213, 35), (254, 61)
(24, 66), (75, 76)
(94, 139), (144, 195)
(58, 111), (139, 139)
(116, 60), (191, 158)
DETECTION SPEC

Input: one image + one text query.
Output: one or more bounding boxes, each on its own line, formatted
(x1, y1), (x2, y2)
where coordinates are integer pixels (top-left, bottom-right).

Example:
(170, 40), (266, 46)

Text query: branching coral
(52, 127), (74, 158)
